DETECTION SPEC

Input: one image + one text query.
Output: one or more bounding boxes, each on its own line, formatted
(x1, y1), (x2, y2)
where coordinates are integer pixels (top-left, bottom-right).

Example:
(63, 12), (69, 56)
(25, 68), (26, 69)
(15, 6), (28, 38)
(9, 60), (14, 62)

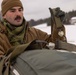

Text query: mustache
(15, 16), (21, 20)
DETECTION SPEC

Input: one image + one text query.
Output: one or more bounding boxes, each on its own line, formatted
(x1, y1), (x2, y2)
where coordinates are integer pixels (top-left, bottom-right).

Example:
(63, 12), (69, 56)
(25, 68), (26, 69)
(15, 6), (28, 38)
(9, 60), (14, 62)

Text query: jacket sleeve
(0, 32), (13, 75)
(35, 28), (52, 42)
(28, 27), (52, 43)
(0, 32), (12, 55)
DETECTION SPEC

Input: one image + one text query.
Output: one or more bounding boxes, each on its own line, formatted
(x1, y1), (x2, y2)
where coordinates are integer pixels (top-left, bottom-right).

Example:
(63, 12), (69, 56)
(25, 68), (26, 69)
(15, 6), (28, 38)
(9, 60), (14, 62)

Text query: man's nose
(15, 10), (21, 15)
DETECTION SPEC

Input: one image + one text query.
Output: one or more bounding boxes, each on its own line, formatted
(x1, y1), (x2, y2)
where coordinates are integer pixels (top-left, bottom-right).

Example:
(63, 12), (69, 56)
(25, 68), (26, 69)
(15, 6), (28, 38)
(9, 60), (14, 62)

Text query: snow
(34, 24), (76, 45)
(71, 17), (76, 19)
(65, 25), (76, 45)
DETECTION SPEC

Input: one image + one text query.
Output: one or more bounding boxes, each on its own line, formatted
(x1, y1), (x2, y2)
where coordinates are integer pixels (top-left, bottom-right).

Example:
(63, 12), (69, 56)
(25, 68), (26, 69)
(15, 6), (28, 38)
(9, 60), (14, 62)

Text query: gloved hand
(55, 7), (65, 22)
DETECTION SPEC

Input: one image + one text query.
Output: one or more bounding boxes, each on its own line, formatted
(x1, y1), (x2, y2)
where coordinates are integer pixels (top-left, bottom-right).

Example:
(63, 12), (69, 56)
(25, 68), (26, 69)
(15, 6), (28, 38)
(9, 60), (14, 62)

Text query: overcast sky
(0, 0), (76, 21)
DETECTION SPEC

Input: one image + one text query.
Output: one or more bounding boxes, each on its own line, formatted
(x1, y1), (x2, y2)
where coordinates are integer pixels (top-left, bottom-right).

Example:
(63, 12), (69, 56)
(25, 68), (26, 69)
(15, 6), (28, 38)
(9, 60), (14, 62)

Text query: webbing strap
(55, 40), (76, 51)
(49, 8), (67, 43)
(0, 42), (32, 75)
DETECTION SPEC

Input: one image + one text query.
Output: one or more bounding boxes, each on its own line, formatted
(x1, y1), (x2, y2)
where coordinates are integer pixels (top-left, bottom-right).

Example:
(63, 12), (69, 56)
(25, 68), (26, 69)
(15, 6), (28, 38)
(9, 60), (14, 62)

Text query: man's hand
(55, 7), (65, 22)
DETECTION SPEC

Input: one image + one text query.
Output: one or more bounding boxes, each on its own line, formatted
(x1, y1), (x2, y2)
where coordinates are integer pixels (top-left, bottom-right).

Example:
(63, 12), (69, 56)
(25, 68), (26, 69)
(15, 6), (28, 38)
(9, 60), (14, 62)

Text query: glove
(55, 7), (65, 22)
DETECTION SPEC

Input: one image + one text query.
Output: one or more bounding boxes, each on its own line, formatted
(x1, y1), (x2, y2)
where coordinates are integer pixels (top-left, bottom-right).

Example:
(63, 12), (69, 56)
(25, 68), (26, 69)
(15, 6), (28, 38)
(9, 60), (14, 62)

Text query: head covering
(1, 0), (23, 16)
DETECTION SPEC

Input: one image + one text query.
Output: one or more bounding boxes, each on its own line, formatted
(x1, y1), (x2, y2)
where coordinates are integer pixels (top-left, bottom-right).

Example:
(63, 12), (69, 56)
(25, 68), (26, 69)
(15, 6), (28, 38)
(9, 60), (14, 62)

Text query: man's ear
(3, 15), (6, 19)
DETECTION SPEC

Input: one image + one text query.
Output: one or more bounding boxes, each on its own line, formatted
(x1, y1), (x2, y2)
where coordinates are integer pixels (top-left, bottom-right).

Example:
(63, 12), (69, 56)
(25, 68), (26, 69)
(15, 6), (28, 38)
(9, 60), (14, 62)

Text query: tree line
(28, 10), (76, 26)
(0, 10), (76, 26)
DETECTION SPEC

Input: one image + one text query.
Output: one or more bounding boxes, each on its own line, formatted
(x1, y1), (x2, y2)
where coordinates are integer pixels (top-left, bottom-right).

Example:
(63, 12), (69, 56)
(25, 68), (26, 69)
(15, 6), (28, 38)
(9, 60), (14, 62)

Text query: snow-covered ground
(34, 23), (76, 45)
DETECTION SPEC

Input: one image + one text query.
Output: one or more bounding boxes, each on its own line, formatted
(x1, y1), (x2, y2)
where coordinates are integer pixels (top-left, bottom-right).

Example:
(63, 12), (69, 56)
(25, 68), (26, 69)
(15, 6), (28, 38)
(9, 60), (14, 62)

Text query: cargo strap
(0, 42), (32, 75)
(55, 40), (76, 51)
(49, 7), (67, 43)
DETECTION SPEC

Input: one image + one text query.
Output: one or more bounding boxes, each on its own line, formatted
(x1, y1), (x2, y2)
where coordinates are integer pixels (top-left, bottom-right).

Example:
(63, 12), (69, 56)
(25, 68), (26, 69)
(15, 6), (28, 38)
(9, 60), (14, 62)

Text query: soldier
(0, 0), (66, 56)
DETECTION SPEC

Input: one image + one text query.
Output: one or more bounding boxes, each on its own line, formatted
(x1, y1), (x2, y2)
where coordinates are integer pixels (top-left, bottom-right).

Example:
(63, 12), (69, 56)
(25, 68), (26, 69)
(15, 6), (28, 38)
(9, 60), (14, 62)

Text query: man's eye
(10, 10), (15, 12)
(19, 9), (23, 12)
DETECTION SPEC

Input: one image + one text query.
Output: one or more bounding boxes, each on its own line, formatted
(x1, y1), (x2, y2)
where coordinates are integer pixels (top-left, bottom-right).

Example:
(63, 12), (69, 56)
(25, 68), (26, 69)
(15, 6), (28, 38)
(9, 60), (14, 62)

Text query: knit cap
(1, 0), (23, 16)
